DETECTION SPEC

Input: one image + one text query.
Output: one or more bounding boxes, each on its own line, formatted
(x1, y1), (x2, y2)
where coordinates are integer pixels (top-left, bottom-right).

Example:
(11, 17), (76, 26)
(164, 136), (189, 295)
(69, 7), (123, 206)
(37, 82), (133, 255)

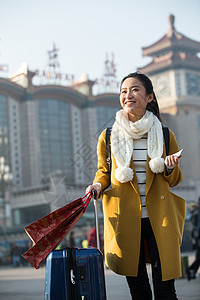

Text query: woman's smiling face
(120, 77), (153, 122)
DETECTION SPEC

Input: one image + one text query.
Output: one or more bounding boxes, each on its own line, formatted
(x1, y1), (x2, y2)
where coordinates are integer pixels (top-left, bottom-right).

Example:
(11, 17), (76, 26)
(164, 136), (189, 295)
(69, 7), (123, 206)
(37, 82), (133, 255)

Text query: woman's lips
(125, 100), (136, 105)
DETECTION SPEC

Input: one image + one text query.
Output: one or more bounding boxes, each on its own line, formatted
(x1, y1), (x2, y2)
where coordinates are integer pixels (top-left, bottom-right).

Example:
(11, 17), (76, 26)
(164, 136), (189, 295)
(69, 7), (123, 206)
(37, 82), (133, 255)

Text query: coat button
(160, 196), (165, 200)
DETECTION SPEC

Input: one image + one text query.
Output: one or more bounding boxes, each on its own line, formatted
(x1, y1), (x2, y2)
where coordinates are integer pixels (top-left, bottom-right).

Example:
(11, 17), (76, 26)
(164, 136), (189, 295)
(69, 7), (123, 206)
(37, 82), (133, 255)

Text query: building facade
(0, 65), (120, 237)
(0, 67), (120, 190)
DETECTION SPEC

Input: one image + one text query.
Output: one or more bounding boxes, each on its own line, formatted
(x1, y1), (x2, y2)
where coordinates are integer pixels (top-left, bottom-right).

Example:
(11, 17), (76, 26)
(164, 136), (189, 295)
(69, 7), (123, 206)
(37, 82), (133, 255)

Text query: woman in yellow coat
(86, 72), (185, 300)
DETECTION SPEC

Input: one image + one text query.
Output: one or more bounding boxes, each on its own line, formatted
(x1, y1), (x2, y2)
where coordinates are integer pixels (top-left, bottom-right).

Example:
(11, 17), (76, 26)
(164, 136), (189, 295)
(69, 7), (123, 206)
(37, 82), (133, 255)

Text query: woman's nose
(126, 90), (133, 98)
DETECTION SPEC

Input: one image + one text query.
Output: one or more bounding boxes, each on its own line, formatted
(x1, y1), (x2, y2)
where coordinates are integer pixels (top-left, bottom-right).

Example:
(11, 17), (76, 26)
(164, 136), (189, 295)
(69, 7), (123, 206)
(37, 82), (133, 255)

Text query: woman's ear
(147, 93), (154, 103)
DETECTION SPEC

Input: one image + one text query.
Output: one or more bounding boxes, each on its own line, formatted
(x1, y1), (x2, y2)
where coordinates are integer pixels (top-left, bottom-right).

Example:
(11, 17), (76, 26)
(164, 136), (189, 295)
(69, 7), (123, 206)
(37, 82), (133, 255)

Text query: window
(97, 106), (118, 129)
(37, 98), (74, 180)
(186, 73), (200, 96)
(13, 205), (50, 226)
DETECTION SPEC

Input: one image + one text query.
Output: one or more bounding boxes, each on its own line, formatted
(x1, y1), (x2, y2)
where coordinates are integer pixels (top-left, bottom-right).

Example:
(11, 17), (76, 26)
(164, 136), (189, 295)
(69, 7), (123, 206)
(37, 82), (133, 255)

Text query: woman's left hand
(165, 154), (182, 168)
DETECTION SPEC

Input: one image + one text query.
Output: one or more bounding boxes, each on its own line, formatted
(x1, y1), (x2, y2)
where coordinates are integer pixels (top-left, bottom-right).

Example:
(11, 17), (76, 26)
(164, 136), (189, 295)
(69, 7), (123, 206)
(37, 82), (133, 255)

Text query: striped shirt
(133, 135), (148, 218)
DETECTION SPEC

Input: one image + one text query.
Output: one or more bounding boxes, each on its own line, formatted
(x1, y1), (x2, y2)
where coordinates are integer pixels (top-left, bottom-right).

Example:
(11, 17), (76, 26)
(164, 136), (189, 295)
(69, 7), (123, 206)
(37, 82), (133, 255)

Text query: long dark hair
(120, 72), (162, 122)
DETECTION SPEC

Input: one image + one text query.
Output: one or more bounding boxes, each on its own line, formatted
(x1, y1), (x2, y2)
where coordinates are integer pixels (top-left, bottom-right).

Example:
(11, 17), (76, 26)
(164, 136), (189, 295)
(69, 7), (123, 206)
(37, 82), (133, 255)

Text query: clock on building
(186, 73), (200, 96)
(155, 74), (170, 98)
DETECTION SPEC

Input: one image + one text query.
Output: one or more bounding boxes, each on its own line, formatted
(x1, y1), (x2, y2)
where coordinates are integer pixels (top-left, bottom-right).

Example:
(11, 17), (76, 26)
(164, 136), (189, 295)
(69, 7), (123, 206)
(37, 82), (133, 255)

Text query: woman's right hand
(86, 183), (102, 199)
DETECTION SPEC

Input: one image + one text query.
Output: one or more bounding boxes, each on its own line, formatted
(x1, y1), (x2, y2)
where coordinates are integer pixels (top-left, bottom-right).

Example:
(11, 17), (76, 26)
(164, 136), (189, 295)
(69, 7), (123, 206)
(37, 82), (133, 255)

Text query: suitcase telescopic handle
(92, 189), (100, 250)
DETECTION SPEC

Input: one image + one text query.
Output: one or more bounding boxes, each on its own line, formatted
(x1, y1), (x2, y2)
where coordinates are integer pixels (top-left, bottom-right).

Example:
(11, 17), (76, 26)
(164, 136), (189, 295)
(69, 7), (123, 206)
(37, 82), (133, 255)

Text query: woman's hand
(165, 154), (182, 168)
(86, 183), (102, 199)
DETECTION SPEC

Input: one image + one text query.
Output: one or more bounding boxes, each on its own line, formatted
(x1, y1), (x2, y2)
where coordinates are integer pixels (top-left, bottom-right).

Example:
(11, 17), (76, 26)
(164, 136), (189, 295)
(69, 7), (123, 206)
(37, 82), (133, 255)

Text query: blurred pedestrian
(20, 243), (29, 266)
(87, 227), (103, 249)
(69, 231), (76, 247)
(10, 242), (21, 267)
(81, 239), (89, 248)
(186, 199), (200, 280)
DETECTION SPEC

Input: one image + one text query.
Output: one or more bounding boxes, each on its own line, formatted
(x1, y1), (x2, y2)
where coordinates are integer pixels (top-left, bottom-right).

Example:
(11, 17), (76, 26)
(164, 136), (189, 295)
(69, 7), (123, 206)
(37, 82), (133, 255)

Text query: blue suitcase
(44, 197), (107, 300)
(45, 247), (106, 299)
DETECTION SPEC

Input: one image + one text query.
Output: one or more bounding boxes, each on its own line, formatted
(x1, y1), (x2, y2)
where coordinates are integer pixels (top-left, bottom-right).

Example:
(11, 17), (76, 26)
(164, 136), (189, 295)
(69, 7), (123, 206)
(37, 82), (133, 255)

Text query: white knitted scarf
(111, 109), (164, 183)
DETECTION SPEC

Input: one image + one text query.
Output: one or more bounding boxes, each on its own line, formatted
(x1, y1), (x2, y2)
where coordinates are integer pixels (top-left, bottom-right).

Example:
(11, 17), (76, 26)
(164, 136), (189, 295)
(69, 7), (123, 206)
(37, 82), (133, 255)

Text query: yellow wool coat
(93, 128), (185, 281)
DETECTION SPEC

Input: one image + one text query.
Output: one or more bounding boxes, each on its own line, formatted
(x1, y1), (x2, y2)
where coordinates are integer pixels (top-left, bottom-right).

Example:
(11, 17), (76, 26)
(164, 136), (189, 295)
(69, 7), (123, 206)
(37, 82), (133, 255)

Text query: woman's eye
(121, 90), (126, 94)
(132, 88), (138, 92)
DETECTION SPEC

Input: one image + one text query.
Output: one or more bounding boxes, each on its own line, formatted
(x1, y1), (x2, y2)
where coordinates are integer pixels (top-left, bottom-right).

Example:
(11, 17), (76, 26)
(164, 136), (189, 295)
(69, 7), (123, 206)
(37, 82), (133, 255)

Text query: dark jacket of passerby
(190, 204), (200, 249)
(186, 202), (200, 280)
(10, 243), (21, 267)
(88, 228), (103, 249)
(69, 232), (76, 247)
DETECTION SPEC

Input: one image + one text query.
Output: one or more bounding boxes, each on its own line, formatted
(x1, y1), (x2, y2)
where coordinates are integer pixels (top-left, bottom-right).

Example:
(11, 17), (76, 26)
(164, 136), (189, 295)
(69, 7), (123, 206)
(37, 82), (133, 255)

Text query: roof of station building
(142, 14), (200, 57)
(138, 15), (200, 74)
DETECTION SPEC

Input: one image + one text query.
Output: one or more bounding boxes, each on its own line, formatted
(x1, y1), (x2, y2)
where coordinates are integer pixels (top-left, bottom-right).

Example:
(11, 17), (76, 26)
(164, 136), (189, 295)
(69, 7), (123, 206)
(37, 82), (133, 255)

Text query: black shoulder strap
(106, 127), (112, 172)
(162, 126), (169, 156)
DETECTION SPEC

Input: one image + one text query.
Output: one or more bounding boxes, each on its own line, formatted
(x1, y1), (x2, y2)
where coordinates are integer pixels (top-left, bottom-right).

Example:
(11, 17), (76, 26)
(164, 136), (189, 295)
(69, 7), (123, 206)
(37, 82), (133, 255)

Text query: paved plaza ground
(0, 262), (199, 300)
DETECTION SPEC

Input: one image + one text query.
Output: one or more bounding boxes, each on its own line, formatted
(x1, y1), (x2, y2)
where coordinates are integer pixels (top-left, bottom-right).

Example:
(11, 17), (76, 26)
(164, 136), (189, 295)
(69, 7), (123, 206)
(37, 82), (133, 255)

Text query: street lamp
(0, 156), (13, 229)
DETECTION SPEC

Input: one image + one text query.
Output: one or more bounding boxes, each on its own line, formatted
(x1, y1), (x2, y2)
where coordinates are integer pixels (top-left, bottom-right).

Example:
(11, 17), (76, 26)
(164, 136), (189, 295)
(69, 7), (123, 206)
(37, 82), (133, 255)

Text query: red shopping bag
(24, 197), (84, 244)
(22, 193), (92, 269)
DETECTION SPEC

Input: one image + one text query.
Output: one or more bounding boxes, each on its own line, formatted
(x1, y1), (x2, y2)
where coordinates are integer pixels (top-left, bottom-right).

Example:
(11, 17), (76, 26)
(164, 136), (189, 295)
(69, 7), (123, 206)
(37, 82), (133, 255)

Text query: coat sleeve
(164, 129), (183, 187)
(93, 129), (110, 190)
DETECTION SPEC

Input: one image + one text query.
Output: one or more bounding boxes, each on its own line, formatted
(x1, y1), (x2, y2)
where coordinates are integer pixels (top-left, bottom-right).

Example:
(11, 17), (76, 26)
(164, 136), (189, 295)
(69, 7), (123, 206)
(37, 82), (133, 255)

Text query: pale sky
(0, 0), (200, 87)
